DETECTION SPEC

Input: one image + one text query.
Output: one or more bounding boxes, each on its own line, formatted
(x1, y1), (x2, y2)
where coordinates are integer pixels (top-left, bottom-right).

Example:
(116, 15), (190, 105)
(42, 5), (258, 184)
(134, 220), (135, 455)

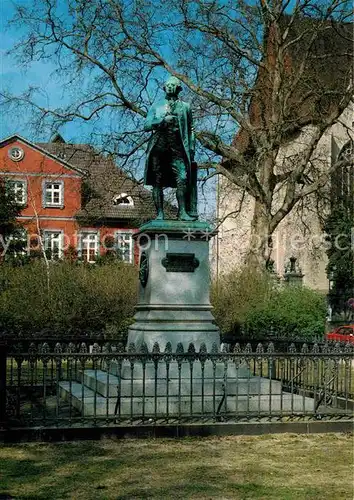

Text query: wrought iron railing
(1, 340), (353, 429)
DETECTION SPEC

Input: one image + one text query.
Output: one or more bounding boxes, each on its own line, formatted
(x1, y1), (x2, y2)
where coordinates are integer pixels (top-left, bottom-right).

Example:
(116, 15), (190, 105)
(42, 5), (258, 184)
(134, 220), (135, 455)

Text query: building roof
(0, 134), (86, 175)
(36, 140), (176, 223)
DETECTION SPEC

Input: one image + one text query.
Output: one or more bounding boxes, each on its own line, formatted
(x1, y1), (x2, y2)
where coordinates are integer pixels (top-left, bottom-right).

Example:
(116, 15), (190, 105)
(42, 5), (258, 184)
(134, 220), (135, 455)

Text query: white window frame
(43, 230), (64, 260)
(42, 180), (64, 208)
(115, 230), (134, 263)
(79, 231), (99, 263)
(7, 179), (27, 205)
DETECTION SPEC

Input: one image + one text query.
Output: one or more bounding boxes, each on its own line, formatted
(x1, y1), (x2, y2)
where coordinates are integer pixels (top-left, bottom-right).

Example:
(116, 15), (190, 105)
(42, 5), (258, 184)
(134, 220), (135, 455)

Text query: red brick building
(0, 133), (160, 263)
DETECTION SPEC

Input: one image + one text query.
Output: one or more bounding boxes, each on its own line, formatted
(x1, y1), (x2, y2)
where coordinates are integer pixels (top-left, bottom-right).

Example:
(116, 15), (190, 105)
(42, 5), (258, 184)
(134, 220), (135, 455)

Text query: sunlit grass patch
(0, 433), (352, 499)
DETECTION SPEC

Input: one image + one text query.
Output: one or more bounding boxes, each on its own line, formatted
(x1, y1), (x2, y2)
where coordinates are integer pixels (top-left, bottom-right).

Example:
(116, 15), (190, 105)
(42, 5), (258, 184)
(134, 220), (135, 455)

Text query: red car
(326, 325), (354, 343)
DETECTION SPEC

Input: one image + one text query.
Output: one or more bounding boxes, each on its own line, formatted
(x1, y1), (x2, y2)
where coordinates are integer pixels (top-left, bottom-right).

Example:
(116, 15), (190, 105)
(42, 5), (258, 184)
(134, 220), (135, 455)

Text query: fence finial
(152, 342), (160, 354)
(52, 343), (61, 354)
(211, 342), (219, 354)
(176, 342), (184, 354)
(128, 342), (136, 353)
(199, 343), (207, 354)
(79, 342), (87, 353)
(139, 341), (149, 354)
(165, 342), (172, 354)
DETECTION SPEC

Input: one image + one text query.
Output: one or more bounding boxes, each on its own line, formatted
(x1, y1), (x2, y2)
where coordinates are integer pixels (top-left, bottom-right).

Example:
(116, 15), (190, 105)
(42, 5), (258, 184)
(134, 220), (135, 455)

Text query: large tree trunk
(246, 199), (273, 269)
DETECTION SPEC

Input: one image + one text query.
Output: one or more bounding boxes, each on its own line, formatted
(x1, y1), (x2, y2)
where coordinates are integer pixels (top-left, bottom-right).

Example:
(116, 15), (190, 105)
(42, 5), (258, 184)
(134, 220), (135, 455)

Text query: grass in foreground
(0, 433), (353, 499)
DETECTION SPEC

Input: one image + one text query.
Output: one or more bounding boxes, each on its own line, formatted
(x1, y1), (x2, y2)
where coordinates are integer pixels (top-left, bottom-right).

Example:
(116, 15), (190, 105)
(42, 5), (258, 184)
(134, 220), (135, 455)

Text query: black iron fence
(1, 333), (329, 354)
(1, 340), (353, 431)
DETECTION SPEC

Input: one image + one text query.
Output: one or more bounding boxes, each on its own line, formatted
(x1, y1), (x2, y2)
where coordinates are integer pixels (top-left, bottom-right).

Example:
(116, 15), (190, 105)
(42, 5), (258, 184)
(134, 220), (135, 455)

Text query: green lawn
(0, 433), (352, 499)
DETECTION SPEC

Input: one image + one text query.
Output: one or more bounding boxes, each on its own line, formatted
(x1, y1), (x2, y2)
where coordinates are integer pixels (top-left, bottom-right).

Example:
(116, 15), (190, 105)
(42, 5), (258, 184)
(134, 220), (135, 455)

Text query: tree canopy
(1, 0), (353, 265)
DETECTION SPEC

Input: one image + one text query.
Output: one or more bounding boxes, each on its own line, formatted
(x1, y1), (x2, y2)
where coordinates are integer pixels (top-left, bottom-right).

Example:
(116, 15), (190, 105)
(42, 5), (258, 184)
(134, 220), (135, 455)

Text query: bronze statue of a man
(144, 76), (198, 221)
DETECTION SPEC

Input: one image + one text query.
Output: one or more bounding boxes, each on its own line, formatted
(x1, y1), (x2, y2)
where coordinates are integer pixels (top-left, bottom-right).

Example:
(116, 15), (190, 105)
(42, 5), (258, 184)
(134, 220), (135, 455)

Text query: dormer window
(113, 193), (134, 206)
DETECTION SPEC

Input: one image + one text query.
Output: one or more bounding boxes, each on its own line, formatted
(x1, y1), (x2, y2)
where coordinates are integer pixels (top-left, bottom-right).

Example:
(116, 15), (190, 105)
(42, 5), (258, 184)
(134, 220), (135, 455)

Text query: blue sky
(0, 0), (99, 142)
(0, 0), (239, 148)
(1, 1), (231, 146)
(1, 1), (44, 138)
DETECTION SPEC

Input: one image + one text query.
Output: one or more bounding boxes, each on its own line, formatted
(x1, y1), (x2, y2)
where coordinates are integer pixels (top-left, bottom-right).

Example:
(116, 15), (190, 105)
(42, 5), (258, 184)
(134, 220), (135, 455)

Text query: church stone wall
(215, 104), (353, 291)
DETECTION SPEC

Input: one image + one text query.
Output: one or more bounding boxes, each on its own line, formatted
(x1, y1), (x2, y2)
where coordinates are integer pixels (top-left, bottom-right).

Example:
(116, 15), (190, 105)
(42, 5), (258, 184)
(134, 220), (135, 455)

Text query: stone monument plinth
(127, 219), (220, 352)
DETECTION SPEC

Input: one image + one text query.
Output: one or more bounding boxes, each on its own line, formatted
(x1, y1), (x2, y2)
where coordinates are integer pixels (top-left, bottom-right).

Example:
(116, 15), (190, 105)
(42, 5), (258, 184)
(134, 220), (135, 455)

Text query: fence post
(0, 341), (7, 428)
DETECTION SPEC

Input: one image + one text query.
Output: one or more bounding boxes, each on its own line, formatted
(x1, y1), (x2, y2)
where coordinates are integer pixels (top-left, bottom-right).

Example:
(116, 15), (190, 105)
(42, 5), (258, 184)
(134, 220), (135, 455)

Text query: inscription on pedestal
(161, 253), (199, 272)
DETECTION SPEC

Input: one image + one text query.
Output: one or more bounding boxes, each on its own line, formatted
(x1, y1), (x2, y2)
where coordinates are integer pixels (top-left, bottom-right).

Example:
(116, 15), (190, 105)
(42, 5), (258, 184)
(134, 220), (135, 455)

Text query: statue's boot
(177, 185), (197, 221)
(153, 187), (164, 220)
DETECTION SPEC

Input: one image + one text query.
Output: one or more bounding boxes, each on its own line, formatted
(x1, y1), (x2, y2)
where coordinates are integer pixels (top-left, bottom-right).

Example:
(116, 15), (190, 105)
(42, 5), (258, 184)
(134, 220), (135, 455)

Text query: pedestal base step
(106, 360), (251, 379)
(59, 375), (316, 417)
(80, 369), (282, 398)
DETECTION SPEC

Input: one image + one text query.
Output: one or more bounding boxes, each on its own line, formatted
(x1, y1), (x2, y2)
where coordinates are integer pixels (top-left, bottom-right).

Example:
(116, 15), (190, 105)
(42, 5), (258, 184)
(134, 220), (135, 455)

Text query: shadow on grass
(0, 436), (352, 499)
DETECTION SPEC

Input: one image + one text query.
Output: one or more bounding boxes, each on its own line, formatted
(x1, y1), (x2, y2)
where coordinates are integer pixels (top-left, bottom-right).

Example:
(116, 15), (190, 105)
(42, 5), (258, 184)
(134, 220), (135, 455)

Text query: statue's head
(163, 76), (182, 96)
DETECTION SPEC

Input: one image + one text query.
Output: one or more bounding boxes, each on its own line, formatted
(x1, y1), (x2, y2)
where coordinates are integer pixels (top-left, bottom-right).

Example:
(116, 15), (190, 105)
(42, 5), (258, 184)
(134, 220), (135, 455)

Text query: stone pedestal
(127, 220), (220, 351)
(59, 220), (319, 418)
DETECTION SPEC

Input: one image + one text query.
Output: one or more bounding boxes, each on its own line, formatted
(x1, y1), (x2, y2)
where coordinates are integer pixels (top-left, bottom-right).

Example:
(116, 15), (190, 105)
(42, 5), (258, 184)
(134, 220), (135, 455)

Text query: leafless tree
(1, 0), (353, 266)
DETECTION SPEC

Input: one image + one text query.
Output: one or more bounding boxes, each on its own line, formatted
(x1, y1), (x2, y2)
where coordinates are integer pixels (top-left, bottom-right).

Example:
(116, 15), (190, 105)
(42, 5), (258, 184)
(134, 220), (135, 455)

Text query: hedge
(0, 260), (138, 341)
(211, 267), (327, 341)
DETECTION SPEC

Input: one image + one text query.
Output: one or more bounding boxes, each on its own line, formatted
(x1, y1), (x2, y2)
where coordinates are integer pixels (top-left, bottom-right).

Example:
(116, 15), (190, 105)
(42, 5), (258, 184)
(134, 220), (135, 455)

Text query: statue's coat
(144, 98), (195, 188)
